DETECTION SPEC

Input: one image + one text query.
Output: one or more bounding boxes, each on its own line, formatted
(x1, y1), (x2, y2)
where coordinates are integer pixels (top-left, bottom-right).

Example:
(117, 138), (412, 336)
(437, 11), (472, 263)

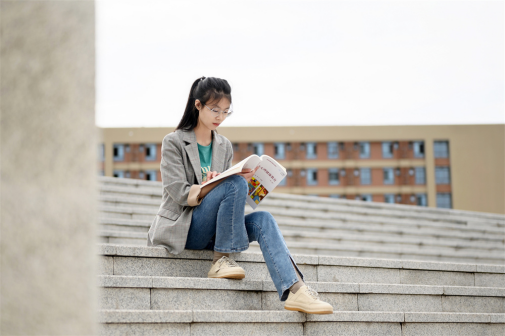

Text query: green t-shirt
(197, 141), (212, 182)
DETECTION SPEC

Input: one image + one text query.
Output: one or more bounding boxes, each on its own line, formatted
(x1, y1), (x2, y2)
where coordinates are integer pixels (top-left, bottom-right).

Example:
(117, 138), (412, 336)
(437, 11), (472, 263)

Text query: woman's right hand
(201, 171), (220, 185)
(236, 166), (259, 183)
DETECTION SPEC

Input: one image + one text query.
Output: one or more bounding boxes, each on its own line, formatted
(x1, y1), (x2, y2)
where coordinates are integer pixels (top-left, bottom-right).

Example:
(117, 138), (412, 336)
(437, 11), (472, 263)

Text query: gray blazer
(147, 128), (233, 254)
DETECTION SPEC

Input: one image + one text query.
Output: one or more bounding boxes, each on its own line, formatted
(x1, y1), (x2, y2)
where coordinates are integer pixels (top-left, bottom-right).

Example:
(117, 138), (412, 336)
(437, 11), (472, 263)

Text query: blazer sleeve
(160, 133), (203, 207)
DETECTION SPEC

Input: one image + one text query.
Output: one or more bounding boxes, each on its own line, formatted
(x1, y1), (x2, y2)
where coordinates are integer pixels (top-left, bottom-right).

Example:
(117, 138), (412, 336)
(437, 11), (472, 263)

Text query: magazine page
(246, 155), (287, 209)
(200, 154), (260, 188)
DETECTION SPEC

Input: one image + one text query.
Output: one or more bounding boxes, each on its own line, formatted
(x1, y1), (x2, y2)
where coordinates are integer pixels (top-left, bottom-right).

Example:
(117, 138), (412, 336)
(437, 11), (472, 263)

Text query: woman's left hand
(236, 166), (259, 183)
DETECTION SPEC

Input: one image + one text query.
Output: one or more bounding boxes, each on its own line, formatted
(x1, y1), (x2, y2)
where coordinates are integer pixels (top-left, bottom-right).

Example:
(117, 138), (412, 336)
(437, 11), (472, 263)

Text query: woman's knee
(226, 175), (248, 194)
(252, 211), (276, 227)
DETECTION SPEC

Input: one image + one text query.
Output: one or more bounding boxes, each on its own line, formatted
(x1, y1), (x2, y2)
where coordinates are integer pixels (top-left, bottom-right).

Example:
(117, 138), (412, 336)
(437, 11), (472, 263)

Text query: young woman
(147, 76), (333, 314)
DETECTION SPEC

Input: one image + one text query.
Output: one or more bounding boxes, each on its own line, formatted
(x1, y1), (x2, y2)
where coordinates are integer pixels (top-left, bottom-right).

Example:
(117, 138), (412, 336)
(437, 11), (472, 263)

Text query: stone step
(98, 244), (505, 288)
(247, 246), (503, 266)
(263, 197), (505, 228)
(98, 204), (505, 237)
(271, 217), (505, 242)
(99, 189), (505, 231)
(269, 192), (505, 223)
(98, 219), (505, 250)
(98, 177), (505, 228)
(98, 177), (505, 222)
(96, 225), (505, 264)
(249, 242), (505, 265)
(98, 216), (505, 244)
(98, 309), (505, 336)
(99, 230), (504, 265)
(99, 175), (162, 188)
(98, 230), (145, 246)
(99, 232), (504, 265)
(99, 206), (505, 243)
(98, 230), (505, 264)
(98, 274), (505, 313)
(255, 202), (505, 231)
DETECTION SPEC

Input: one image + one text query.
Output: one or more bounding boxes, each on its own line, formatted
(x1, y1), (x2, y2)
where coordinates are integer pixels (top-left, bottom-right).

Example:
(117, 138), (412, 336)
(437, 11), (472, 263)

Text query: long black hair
(175, 76), (232, 131)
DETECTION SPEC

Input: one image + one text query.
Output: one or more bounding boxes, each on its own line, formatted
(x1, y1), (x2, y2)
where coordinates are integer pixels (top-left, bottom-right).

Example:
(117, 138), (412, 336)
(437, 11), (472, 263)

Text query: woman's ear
(195, 99), (202, 111)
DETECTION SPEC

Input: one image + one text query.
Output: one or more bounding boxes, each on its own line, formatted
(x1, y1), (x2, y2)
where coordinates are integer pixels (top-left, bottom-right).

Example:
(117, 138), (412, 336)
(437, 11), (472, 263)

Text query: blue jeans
(185, 175), (304, 301)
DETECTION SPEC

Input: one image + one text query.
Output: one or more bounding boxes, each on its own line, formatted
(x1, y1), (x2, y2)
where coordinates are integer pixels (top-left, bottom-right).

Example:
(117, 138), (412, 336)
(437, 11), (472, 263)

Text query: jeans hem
(288, 254), (305, 282)
(213, 245), (249, 253)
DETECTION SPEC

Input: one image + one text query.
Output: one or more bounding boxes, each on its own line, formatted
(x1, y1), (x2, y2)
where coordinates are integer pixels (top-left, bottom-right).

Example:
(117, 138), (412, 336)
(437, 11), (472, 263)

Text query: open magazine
(201, 154), (287, 209)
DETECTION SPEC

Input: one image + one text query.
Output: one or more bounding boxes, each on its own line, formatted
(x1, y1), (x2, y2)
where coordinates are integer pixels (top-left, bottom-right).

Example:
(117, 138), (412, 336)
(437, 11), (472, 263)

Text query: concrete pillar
(1, 1), (98, 335)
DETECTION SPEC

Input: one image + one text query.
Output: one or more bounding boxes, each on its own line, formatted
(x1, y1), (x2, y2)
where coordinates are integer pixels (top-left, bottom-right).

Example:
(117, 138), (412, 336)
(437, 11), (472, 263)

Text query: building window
(435, 166), (451, 184)
(382, 141), (394, 158)
(327, 142), (339, 159)
(416, 193), (427, 206)
(434, 141), (449, 158)
(413, 141), (425, 158)
(113, 144), (124, 161)
(232, 143), (239, 152)
(358, 194), (372, 202)
(253, 143), (264, 156)
(328, 168), (340, 185)
(274, 143), (285, 159)
(359, 142), (370, 159)
(384, 194), (395, 203)
(145, 144), (157, 161)
(436, 193), (452, 208)
(113, 170), (124, 178)
(98, 144), (105, 162)
(329, 194), (340, 199)
(125, 171), (131, 178)
(306, 168), (318, 185)
(306, 142), (317, 159)
(360, 168), (371, 185)
(415, 167), (426, 184)
(383, 168), (394, 185)
(139, 171), (145, 179)
(278, 175), (287, 186)
(125, 144), (130, 153)
(145, 170), (157, 181)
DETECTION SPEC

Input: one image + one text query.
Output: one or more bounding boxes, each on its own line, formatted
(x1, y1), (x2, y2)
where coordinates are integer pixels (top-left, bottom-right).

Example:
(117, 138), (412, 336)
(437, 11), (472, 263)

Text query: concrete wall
(1, 1), (98, 335)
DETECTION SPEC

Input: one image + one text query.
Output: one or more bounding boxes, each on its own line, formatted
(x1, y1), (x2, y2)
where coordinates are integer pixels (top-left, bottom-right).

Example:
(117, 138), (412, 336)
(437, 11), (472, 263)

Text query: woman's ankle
(213, 251), (230, 264)
(289, 280), (304, 294)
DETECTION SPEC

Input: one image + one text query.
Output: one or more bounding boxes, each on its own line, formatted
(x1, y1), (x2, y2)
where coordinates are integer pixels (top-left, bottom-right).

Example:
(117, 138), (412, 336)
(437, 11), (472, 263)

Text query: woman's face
(195, 97), (231, 131)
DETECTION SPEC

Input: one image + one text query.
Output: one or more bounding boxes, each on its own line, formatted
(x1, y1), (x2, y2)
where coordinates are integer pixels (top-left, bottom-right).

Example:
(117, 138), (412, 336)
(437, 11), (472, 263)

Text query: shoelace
(305, 286), (320, 300)
(215, 256), (239, 273)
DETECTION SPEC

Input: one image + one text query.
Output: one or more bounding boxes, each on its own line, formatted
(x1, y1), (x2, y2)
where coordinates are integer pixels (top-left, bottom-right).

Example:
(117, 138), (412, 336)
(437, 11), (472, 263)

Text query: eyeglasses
(204, 104), (233, 117)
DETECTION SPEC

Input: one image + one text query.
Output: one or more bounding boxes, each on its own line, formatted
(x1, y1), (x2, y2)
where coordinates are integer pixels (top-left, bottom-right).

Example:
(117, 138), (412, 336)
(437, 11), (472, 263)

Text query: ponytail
(175, 76), (232, 131)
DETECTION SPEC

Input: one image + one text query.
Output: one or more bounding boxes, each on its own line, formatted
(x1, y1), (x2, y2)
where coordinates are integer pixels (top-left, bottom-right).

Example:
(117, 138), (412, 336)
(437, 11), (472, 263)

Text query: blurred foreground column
(1, 1), (98, 335)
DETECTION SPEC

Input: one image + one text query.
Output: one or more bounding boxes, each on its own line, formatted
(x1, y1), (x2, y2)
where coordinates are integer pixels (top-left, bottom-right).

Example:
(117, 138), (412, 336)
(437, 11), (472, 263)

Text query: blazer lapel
(210, 130), (226, 173)
(182, 130), (202, 185)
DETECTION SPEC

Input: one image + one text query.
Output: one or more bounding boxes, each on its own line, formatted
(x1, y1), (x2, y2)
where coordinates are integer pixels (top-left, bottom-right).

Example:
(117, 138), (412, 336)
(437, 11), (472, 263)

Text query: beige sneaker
(207, 256), (245, 279)
(284, 285), (333, 314)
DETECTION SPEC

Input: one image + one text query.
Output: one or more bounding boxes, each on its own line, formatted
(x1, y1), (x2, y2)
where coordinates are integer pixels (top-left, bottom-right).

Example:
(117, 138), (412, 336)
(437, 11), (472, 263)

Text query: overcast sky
(96, 0), (504, 128)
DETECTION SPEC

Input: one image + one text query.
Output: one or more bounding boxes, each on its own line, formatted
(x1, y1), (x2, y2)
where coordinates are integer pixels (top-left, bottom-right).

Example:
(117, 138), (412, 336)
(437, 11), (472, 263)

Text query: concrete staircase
(98, 176), (505, 265)
(96, 176), (505, 335)
(98, 244), (505, 335)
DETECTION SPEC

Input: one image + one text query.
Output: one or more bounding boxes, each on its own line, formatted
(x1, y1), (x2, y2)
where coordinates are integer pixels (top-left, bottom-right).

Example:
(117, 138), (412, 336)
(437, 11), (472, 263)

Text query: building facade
(98, 124), (505, 215)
